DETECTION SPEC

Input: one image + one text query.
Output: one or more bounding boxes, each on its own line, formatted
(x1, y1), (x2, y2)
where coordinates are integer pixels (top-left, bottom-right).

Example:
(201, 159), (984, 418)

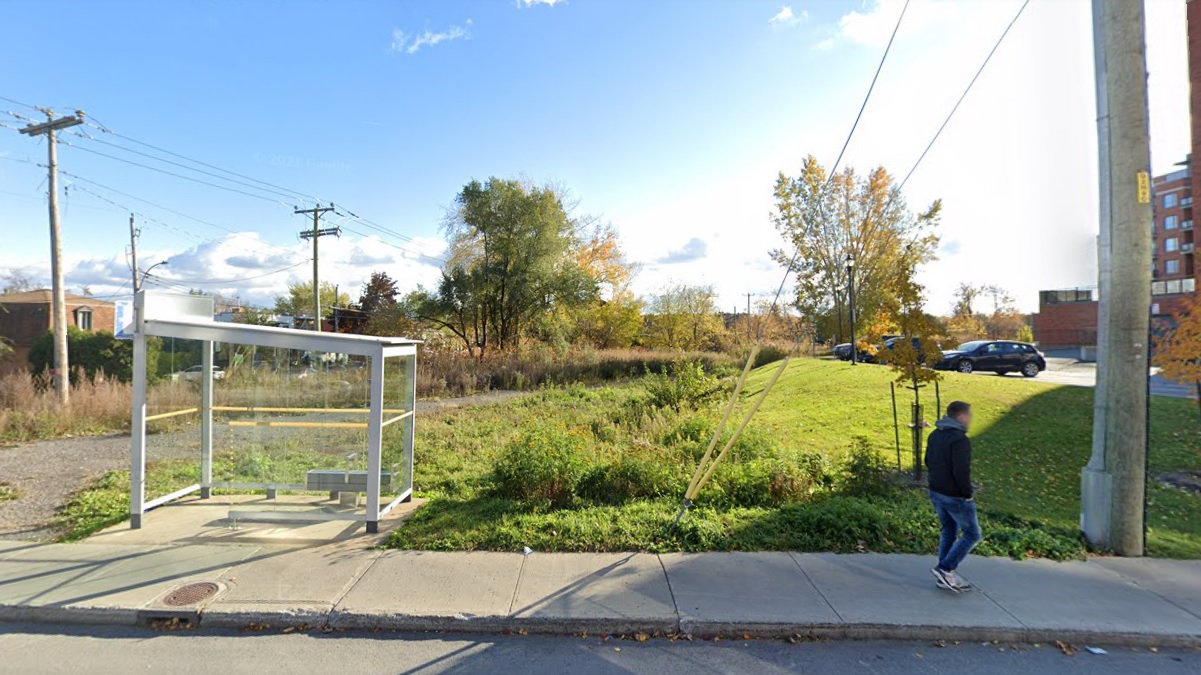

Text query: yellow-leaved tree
(1154, 298), (1201, 425)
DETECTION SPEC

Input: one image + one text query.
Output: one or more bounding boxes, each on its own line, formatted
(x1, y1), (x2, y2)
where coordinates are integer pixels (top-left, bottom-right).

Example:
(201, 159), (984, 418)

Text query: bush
(578, 449), (683, 504)
(838, 436), (892, 497)
(641, 359), (722, 412)
(490, 422), (591, 507)
(29, 328), (160, 384)
(704, 451), (830, 507)
(774, 497), (891, 551)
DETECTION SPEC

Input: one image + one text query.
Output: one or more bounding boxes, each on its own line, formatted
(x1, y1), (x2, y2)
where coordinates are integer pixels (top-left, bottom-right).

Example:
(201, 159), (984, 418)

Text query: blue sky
(0, 0), (1191, 314)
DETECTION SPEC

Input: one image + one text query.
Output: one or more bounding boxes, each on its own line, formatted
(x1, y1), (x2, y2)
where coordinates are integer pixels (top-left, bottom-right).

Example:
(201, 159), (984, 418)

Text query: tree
(646, 283), (725, 351)
(414, 178), (596, 356)
(947, 283), (1027, 343)
(273, 281), (350, 320)
(771, 156), (940, 344)
(1, 269), (34, 294)
(568, 221), (643, 348)
(30, 328), (160, 384)
(358, 271), (399, 316)
(1154, 298), (1201, 425)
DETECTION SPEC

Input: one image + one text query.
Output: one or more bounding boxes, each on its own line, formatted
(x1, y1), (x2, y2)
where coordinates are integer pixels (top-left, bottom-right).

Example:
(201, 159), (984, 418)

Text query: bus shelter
(128, 291), (420, 533)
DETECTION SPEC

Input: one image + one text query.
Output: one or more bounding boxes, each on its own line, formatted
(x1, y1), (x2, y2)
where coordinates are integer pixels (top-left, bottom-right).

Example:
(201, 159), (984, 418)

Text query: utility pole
(1081, 0), (1153, 556)
(745, 293), (753, 342)
(20, 110), (84, 405)
(295, 203), (336, 331)
(128, 213), (140, 292)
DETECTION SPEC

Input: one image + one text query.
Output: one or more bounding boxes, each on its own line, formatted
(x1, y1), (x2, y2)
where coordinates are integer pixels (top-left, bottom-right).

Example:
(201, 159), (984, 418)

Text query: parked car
(833, 343), (854, 360)
(936, 340), (1046, 377)
(180, 365), (225, 382)
(876, 336), (939, 366)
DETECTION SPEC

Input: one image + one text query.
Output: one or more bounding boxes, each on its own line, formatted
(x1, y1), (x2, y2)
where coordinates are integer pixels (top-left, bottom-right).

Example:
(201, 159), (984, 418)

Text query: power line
(151, 260), (310, 286)
(69, 131), (306, 203)
(82, 119), (325, 204)
(828, 0), (910, 178)
(57, 170), (304, 260)
(60, 140), (290, 205)
(896, 0), (1030, 193)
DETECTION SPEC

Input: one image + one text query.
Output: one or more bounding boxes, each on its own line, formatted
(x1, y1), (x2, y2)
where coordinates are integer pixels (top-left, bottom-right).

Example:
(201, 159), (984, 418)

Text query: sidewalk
(2, 531), (1200, 646)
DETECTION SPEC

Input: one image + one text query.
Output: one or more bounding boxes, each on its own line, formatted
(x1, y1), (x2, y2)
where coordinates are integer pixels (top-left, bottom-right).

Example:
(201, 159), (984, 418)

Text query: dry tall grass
(0, 370), (133, 445)
(0, 348), (748, 444)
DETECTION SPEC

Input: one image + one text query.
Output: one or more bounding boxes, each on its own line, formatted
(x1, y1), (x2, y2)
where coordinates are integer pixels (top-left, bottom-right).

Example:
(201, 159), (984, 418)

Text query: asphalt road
(1, 624), (1198, 674)
(957, 357), (1197, 399)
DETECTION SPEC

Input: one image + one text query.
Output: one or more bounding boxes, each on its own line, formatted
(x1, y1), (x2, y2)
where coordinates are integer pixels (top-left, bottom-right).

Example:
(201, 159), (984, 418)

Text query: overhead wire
(677, 0), (912, 524)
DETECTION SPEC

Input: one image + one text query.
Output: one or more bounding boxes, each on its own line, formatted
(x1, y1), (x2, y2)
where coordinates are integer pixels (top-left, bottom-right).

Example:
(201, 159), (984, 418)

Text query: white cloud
(769, 6), (806, 26)
(518, 0), (564, 7)
(391, 19), (472, 55)
(819, 0), (956, 50)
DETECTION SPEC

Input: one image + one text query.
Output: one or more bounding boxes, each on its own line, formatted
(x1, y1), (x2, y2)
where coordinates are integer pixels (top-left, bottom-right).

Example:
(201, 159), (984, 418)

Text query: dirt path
(0, 389), (528, 541)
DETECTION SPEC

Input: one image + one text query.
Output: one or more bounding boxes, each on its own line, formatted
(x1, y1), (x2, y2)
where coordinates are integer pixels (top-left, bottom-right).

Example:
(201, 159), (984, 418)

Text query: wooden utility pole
(745, 293), (753, 342)
(20, 110), (84, 404)
(1081, 0), (1153, 556)
(128, 213), (140, 292)
(295, 203), (336, 331)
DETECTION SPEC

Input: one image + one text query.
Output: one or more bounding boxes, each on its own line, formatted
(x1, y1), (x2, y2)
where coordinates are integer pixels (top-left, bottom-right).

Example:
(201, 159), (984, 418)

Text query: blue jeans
(930, 490), (982, 572)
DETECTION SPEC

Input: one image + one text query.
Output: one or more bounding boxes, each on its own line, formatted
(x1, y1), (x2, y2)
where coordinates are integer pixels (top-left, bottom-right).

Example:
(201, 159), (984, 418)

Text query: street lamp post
(845, 253), (856, 365)
(140, 260), (169, 289)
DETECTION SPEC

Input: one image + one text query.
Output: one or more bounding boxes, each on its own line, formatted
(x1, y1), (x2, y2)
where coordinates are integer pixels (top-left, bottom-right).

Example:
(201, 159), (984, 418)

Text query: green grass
(59, 357), (1201, 557)
(0, 482), (17, 502)
(383, 358), (1200, 558)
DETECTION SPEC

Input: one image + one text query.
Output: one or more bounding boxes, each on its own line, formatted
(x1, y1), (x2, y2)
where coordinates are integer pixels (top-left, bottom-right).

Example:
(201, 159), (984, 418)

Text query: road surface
(961, 356), (1196, 399)
(0, 624), (1196, 674)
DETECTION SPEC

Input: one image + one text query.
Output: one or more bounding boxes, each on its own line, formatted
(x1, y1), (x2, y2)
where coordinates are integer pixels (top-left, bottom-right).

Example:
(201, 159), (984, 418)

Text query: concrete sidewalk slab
(662, 552), (840, 633)
(214, 547), (381, 605)
(331, 551), (524, 630)
(0, 543), (257, 624)
(796, 553), (1024, 638)
(0, 541), (40, 560)
(1090, 558), (1201, 619)
(510, 553), (675, 633)
(967, 556), (1201, 637)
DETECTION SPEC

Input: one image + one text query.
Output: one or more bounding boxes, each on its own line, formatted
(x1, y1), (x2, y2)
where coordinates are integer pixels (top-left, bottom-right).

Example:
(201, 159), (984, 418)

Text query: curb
(5, 604), (1199, 649)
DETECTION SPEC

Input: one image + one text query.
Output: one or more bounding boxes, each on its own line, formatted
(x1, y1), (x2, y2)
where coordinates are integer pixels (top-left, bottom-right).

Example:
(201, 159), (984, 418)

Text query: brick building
(0, 290), (116, 370)
(1032, 4), (1201, 349)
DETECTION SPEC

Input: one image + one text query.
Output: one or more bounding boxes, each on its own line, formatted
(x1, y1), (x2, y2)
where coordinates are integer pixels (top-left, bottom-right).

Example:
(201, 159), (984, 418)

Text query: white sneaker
(944, 570), (972, 591)
(931, 567), (957, 592)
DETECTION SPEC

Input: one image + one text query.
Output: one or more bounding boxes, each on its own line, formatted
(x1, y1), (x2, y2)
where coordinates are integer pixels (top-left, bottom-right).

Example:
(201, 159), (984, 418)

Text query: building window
(1166, 259), (1180, 275)
(1165, 237), (1179, 252)
(1164, 193), (1178, 208)
(74, 307), (93, 331)
(1152, 303), (1161, 315)
(1165, 215), (1178, 230)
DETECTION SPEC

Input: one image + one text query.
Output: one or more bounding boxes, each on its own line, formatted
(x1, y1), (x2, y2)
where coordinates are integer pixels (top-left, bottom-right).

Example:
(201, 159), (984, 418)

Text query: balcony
(1184, 220), (1194, 230)
(1182, 242), (1195, 254)
(1183, 197), (1194, 207)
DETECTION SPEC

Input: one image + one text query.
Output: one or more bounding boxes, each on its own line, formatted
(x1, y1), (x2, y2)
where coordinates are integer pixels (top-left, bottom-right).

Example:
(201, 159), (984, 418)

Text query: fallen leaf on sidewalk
(1055, 641), (1078, 656)
(634, 633), (649, 643)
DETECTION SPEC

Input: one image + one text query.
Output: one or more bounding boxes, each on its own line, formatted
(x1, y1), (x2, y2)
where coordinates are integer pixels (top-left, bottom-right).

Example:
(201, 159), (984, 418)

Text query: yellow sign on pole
(1137, 171), (1151, 204)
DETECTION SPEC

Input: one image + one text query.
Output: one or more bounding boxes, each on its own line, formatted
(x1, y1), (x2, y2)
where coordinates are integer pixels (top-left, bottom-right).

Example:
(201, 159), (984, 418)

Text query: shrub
(775, 497), (891, 551)
(641, 359), (722, 412)
(490, 422), (591, 507)
(578, 449), (684, 504)
(705, 451), (830, 507)
(838, 436), (892, 497)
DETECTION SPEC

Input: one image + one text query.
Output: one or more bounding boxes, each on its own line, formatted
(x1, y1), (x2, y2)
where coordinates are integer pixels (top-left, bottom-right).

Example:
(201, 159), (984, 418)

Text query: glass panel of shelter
(209, 343), (372, 522)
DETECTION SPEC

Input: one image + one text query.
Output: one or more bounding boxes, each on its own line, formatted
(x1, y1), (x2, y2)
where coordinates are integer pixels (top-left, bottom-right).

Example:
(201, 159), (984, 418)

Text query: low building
(0, 289), (116, 370)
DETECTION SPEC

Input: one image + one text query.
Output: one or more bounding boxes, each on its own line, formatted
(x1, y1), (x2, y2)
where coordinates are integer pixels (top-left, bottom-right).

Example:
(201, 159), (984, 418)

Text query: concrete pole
(1081, 0), (1153, 556)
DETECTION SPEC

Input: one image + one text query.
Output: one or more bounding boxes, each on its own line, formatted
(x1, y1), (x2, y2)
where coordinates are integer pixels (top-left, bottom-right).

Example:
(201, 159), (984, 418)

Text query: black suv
(936, 340), (1047, 377)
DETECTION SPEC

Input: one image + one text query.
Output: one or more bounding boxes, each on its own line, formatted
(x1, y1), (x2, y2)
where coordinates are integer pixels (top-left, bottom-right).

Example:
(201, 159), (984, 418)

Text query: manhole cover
(162, 582), (220, 607)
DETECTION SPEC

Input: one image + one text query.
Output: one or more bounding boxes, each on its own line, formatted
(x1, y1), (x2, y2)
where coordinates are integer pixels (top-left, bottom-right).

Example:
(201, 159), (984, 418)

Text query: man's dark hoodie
(925, 416), (973, 499)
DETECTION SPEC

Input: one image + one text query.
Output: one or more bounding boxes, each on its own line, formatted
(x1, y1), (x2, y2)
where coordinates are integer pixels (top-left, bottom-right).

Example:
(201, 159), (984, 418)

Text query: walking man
(926, 400), (982, 592)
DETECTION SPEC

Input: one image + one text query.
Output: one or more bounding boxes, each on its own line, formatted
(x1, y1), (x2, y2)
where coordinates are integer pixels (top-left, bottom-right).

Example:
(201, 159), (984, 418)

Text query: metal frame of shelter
(128, 291), (421, 533)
